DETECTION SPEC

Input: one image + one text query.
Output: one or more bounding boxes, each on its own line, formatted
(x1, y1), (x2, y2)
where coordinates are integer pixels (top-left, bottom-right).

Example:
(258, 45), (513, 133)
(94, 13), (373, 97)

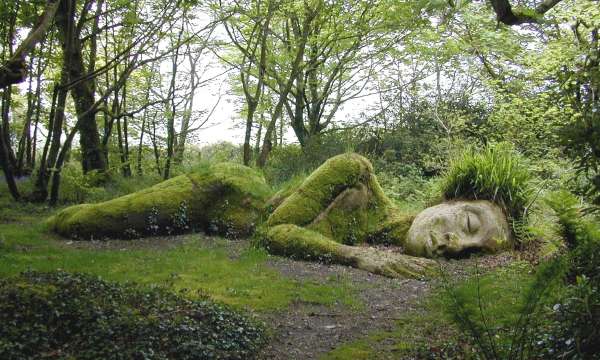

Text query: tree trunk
(56, 0), (106, 174)
(244, 100), (258, 165)
(0, 120), (20, 200)
(151, 114), (162, 176)
(16, 58), (35, 175)
(254, 116), (263, 159)
(163, 18), (185, 180)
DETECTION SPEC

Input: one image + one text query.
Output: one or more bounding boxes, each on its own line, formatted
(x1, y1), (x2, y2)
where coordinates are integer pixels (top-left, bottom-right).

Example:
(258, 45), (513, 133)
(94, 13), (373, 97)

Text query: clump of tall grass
(440, 142), (532, 234)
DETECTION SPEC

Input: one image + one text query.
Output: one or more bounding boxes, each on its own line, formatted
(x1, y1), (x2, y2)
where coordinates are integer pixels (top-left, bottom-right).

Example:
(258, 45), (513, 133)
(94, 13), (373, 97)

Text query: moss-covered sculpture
(406, 200), (512, 258)
(262, 224), (435, 278)
(267, 153), (412, 246)
(262, 153), (436, 278)
(48, 163), (271, 240)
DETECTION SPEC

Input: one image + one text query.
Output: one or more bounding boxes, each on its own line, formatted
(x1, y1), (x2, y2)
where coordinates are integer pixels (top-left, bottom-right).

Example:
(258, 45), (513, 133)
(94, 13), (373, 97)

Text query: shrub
(441, 260), (566, 360)
(543, 191), (600, 358)
(440, 142), (532, 235)
(0, 271), (265, 360)
(57, 164), (107, 204)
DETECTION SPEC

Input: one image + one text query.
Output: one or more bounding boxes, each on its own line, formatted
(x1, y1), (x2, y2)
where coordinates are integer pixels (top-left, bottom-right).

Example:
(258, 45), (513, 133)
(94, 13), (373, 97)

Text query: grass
(0, 198), (360, 312)
(320, 261), (541, 359)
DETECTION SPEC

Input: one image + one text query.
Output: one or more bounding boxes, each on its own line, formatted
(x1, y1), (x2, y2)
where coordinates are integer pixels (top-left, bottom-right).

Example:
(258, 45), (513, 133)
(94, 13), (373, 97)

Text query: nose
(434, 232), (461, 255)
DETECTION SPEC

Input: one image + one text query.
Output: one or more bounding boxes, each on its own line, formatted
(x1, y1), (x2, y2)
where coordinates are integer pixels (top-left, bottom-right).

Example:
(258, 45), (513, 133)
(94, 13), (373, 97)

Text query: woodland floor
(67, 235), (516, 360)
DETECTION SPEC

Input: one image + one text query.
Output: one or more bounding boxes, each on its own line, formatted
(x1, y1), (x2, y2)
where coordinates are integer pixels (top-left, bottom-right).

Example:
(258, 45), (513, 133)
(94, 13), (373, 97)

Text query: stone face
(405, 200), (512, 258)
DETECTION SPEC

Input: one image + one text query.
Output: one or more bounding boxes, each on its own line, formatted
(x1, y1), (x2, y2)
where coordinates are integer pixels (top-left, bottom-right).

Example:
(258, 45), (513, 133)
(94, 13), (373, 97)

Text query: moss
(268, 153), (374, 227)
(47, 163), (272, 240)
(367, 212), (415, 246)
(263, 224), (350, 264)
(263, 224), (435, 279)
(267, 153), (408, 245)
(265, 174), (307, 213)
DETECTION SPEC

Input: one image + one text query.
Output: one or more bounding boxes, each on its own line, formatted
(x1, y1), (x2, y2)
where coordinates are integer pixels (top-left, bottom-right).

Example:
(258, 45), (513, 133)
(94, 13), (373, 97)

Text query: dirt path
(258, 258), (431, 359)
(257, 252), (515, 359)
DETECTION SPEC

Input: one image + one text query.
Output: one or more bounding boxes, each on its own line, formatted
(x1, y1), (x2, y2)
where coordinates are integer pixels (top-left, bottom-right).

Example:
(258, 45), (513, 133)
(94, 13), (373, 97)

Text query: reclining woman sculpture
(261, 153), (512, 278)
(48, 153), (512, 279)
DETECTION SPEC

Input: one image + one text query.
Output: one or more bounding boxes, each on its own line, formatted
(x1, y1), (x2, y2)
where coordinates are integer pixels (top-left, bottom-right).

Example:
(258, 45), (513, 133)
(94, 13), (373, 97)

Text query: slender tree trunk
(254, 117), (263, 159)
(244, 100), (258, 165)
(32, 84), (60, 202)
(175, 49), (197, 164)
(16, 58), (35, 175)
(136, 74), (152, 175)
(150, 114), (162, 176)
(163, 17), (185, 180)
(0, 88), (17, 171)
(0, 119), (20, 200)
(257, 94), (289, 168)
(137, 115), (146, 176)
(49, 125), (78, 205)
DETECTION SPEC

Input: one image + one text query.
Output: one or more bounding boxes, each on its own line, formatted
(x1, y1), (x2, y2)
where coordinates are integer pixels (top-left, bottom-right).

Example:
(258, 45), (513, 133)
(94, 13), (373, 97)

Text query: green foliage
(263, 134), (354, 186)
(543, 191), (600, 358)
(198, 142), (242, 165)
(440, 142), (532, 234)
(0, 271), (266, 359)
(57, 165), (108, 204)
(442, 260), (566, 360)
(374, 160), (442, 211)
(544, 191), (582, 248)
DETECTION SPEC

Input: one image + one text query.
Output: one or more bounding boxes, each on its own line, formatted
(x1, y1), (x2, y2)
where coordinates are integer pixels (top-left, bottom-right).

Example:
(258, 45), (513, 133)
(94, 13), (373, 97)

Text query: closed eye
(466, 212), (481, 233)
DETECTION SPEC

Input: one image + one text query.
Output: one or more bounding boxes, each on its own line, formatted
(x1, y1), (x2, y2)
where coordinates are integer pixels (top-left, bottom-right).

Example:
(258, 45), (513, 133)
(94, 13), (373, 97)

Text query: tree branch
(0, 0), (60, 88)
(489, 0), (562, 26)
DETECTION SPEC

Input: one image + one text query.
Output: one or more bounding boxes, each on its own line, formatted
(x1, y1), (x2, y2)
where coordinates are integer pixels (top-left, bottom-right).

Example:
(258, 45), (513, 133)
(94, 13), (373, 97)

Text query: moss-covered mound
(267, 153), (411, 246)
(0, 271), (265, 360)
(48, 163), (271, 240)
(262, 224), (435, 278)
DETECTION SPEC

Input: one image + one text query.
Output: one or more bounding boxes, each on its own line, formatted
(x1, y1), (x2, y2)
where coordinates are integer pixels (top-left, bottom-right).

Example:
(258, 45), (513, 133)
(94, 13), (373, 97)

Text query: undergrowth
(0, 271), (266, 359)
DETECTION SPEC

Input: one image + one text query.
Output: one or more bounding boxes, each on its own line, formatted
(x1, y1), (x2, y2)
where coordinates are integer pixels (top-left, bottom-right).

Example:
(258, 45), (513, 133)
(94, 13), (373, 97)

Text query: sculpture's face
(405, 201), (511, 258)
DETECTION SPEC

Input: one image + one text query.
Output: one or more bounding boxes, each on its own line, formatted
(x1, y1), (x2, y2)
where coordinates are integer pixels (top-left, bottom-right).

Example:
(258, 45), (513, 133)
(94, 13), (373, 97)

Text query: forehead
(417, 201), (498, 218)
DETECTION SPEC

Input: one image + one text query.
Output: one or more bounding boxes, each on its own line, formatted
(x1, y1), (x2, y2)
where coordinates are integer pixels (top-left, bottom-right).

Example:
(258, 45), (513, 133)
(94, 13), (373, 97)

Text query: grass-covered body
(47, 163), (271, 240)
(263, 224), (435, 278)
(267, 153), (412, 246)
(263, 153), (435, 278)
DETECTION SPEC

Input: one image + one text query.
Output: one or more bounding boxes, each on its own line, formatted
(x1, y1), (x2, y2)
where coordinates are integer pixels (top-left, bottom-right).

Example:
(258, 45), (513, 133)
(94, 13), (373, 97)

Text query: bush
(543, 191), (600, 358)
(263, 133), (356, 185)
(0, 271), (265, 360)
(441, 260), (566, 360)
(440, 142), (532, 235)
(57, 164), (108, 204)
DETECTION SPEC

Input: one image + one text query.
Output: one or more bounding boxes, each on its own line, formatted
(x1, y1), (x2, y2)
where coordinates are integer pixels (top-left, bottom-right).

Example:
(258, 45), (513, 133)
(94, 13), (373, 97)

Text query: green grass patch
(0, 208), (359, 312)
